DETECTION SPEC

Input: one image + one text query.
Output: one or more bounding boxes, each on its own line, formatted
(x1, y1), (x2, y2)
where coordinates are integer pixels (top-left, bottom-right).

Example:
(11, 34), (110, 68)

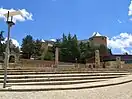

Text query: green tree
(99, 44), (108, 56)
(21, 35), (35, 59)
(56, 33), (80, 62)
(108, 48), (112, 55)
(123, 52), (128, 55)
(43, 51), (54, 60)
(79, 41), (95, 63)
(33, 39), (42, 59)
(0, 31), (5, 55)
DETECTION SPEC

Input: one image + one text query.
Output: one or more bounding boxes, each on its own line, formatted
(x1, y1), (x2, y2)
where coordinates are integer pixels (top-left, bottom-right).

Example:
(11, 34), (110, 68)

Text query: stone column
(95, 50), (100, 68)
(116, 57), (121, 68)
(55, 47), (59, 66)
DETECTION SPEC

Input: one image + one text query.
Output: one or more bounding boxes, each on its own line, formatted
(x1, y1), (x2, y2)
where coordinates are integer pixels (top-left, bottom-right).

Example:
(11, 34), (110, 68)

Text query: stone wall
(122, 64), (132, 69)
(86, 61), (125, 69)
(104, 61), (125, 68)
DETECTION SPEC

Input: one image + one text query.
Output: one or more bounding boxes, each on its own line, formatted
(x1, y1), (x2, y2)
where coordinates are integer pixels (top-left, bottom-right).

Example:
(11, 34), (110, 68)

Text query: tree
(21, 35), (35, 59)
(0, 31), (4, 42)
(123, 52), (128, 55)
(79, 41), (95, 63)
(108, 48), (112, 55)
(43, 51), (54, 60)
(55, 33), (80, 63)
(99, 44), (108, 56)
(33, 39), (42, 59)
(0, 31), (5, 55)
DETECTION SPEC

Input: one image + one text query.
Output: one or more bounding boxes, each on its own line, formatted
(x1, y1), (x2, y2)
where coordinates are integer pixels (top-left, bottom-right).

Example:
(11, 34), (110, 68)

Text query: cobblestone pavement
(0, 81), (132, 99)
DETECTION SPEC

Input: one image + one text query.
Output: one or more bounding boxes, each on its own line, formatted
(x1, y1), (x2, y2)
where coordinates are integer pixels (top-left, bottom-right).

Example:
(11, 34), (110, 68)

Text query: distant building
(40, 40), (55, 59)
(89, 32), (107, 47)
(78, 32), (107, 47)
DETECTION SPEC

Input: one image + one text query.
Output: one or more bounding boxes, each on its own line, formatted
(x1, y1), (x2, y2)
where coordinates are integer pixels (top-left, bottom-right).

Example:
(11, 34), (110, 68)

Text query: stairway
(0, 69), (131, 91)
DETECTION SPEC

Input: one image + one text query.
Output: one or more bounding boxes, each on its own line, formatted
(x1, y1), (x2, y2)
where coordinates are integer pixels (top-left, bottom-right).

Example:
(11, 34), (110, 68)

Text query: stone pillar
(55, 47), (59, 66)
(116, 57), (121, 68)
(95, 50), (100, 68)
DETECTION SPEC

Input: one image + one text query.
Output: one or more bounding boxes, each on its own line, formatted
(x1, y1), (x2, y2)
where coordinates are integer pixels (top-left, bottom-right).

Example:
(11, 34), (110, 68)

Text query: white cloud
(128, 1), (132, 16)
(2, 38), (20, 48)
(117, 19), (122, 24)
(50, 39), (56, 42)
(107, 33), (132, 54)
(11, 38), (20, 47)
(0, 8), (33, 23)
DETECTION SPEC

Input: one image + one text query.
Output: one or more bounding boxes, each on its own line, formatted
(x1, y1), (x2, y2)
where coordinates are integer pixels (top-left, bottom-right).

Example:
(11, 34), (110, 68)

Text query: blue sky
(0, 0), (132, 54)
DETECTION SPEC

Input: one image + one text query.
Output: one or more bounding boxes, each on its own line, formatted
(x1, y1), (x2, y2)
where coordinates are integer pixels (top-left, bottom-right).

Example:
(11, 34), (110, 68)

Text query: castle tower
(89, 32), (107, 47)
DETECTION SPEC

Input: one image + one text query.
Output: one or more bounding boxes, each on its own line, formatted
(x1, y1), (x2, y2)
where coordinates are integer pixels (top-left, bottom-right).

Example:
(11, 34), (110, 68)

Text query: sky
(0, 0), (132, 54)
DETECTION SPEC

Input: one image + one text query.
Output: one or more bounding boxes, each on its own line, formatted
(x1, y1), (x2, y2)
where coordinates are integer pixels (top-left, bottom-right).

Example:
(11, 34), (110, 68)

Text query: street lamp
(3, 11), (22, 88)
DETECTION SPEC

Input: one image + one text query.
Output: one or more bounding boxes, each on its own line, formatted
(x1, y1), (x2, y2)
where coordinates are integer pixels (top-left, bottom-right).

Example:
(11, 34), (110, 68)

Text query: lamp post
(3, 11), (22, 88)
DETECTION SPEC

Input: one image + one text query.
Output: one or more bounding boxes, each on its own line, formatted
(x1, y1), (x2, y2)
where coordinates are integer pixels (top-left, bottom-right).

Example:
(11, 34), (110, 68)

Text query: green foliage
(0, 31), (5, 55)
(33, 39), (42, 59)
(79, 41), (95, 63)
(0, 31), (20, 60)
(54, 33), (112, 63)
(43, 52), (54, 60)
(21, 35), (35, 59)
(123, 52), (128, 55)
(20, 33), (112, 63)
(21, 35), (55, 60)
(55, 33), (80, 62)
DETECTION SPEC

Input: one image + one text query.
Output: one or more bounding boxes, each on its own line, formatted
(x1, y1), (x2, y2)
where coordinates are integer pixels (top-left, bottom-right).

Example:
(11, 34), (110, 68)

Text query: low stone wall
(6, 59), (132, 71)
(104, 61), (125, 68)
(20, 59), (55, 66)
(122, 64), (132, 69)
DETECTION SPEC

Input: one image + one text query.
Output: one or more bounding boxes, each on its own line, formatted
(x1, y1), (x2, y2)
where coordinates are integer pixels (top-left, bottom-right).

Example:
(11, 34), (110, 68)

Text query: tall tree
(0, 31), (5, 55)
(57, 33), (80, 62)
(21, 35), (35, 59)
(79, 41), (95, 63)
(123, 52), (128, 55)
(33, 39), (42, 59)
(99, 44), (108, 56)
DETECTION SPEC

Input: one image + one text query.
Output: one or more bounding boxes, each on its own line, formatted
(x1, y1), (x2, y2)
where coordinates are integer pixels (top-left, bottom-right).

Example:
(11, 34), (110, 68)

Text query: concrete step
(2, 75), (122, 83)
(2, 75), (131, 91)
(7, 79), (106, 86)
(0, 71), (129, 75)
(0, 69), (129, 72)
(0, 73), (128, 79)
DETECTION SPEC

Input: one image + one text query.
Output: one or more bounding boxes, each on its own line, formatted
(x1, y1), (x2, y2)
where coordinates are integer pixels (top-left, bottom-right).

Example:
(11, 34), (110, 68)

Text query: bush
(41, 52), (54, 61)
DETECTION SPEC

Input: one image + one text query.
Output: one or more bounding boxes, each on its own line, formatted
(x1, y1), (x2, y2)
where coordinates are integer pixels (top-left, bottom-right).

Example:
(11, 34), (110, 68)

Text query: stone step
(7, 79), (106, 86)
(0, 71), (129, 75)
(2, 75), (131, 91)
(2, 75), (121, 83)
(0, 69), (129, 73)
(0, 73), (128, 79)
